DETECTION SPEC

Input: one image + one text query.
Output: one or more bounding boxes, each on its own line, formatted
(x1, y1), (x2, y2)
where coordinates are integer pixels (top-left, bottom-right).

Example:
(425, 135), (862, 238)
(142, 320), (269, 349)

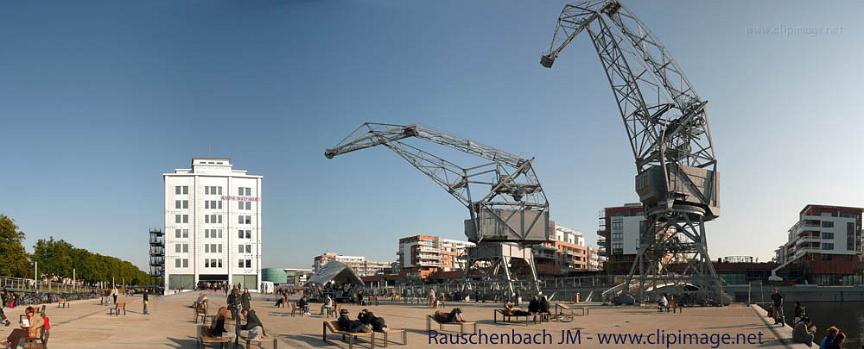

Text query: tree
(0, 215), (30, 277)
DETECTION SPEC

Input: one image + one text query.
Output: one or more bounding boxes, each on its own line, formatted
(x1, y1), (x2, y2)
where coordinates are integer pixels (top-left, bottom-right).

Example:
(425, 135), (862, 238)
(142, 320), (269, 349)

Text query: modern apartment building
(163, 158), (262, 293)
(397, 235), (475, 279)
(312, 252), (392, 277)
(534, 223), (603, 275)
(774, 204), (863, 285)
(597, 203), (646, 274)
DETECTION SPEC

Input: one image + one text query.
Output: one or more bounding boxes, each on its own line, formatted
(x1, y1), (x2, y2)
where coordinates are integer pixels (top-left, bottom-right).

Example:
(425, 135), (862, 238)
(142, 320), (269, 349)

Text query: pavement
(0, 291), (801, 348)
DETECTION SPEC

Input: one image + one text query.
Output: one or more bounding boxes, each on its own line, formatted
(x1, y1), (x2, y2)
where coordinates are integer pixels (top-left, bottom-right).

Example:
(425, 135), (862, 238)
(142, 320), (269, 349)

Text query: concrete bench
(322, 320), (377, 349)
(426, 315), (477, 334)
(197, 325), (232, 349)
(493, 309), (530, 326)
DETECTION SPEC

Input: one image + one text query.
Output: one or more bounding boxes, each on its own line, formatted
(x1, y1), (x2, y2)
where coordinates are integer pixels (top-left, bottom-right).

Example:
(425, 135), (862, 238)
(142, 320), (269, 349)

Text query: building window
(175, 186), (189, 195)
(245, 259), (251, 268)
(238, 187), (252, 196)
(238, 215), (251, 225)
(822, 221), (834, 228)
(205, 259), (210, 268)
(206, 186), (223, 196)
(175, 258), (181, 268)
(218, 259), (223, 268)
(822, 232), (834, 240)
(217, 229), (222, 238)
(175, 215), (181, 223)
(183, 229), (189, 238)
(847, 222), (856, 251)
(175, 229), (181, 238)
(238, 260), (244, 268)
(182, 215), (189, 223)
(182, 259), (188, 268)
(821, 243), (834, 250)
(175, 244), (181, 253)
(245, 230), (251, 239)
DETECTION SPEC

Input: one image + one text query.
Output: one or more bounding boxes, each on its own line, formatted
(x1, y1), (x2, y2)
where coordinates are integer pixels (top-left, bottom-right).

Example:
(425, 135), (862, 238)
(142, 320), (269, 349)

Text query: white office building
(163, 158), (262, 293)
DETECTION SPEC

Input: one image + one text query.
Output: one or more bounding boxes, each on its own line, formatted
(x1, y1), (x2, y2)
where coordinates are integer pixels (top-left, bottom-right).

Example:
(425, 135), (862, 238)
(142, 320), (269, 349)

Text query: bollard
(576, 292), (581, 303)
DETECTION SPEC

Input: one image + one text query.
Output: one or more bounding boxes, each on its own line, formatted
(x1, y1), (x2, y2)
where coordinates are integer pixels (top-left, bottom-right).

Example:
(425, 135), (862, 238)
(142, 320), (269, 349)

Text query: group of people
(336, 308), (388, 333)
(207, 286), (265, 342)
(771, 289), (848, 348)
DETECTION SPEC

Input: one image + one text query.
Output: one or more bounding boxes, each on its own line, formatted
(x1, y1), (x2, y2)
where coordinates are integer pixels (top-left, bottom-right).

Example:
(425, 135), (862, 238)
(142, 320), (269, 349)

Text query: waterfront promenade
(0, 291), (801, 348)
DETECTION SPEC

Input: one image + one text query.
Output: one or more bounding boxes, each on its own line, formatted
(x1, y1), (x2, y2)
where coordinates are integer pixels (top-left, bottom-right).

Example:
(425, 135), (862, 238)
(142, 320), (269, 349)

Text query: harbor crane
(540, 0), (727, 304)
(325, 123), (550, 298)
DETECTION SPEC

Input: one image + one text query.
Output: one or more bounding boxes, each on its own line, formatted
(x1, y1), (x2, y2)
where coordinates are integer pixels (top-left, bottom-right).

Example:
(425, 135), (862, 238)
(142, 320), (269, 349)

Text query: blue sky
(0, 0), (861, 270)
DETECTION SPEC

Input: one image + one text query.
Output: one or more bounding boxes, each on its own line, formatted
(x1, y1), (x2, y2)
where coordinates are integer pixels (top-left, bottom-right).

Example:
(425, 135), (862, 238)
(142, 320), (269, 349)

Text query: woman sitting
(1, 306), (44, 348)
(209, 307), (236, 340)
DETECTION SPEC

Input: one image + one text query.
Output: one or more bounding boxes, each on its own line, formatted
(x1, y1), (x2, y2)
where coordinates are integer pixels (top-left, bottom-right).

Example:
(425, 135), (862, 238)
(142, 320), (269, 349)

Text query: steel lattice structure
(540, 0), (726, 305)
(325, 123), (549, 297)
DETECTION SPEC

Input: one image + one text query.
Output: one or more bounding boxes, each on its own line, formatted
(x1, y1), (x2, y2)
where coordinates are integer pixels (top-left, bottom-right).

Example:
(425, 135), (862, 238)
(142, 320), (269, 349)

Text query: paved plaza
(0, 291), (798, 348)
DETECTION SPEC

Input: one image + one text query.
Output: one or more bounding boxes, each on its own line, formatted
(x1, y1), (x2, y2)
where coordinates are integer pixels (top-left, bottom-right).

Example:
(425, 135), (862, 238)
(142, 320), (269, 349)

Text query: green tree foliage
(0, 215), (30, 277)
(31, 237), (151, 285)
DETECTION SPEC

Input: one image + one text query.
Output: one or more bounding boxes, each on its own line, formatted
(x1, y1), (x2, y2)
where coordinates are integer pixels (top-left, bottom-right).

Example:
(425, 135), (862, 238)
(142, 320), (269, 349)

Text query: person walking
(227, 288), (241, 321)
(111, 287), (118, 305)
(142, 291), (150, 315)
(770, 288), (784, 326)
(240, 289), (252, 312)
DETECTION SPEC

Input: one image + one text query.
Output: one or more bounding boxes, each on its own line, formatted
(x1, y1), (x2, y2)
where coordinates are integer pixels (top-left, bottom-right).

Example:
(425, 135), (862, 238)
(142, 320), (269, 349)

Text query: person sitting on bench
(503, 303), (531, 317)
(528, 297), (541, 315)
(433, 308), (466, 323)
(209, 307), (236, 340)
(358, 309), (387, 331)
(194, 293), (209, 309)
(240, 309), (264, 341)
(1, 306), (43, 348)
(539, 296), (551, 318)
(297, 296), (311, 316)
(337, 309), (370, 333)
(320, 295), (334, 315)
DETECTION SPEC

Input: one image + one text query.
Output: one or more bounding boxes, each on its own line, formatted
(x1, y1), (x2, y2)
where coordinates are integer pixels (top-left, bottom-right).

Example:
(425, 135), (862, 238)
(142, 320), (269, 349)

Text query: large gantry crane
(540, 0), (727, 305)
(325, 123), (550, 298)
